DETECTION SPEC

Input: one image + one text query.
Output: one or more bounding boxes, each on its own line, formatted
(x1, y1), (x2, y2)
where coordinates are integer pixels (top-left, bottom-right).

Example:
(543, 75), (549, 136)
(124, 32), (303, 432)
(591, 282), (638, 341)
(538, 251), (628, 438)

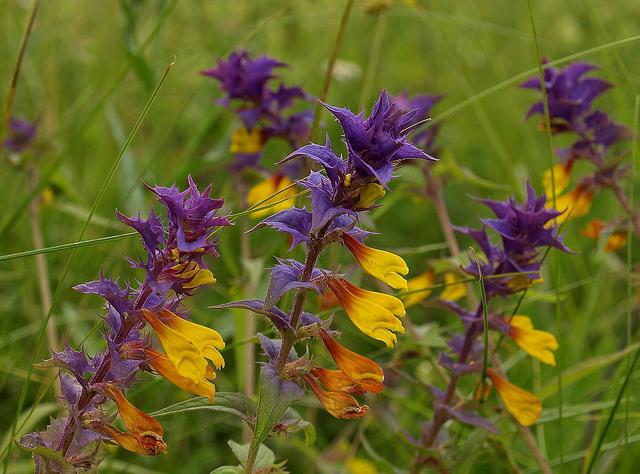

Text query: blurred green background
(1, 0), (639, 472)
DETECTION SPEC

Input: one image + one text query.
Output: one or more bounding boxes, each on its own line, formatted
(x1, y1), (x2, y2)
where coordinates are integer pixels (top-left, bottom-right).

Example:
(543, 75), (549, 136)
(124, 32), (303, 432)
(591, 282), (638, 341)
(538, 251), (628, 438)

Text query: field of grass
(1, 0), (639, 472)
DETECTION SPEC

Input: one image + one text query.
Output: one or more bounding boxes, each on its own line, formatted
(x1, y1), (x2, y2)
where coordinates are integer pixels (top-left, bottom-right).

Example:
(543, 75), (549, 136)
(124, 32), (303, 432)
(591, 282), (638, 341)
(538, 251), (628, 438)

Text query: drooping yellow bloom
(402, 270), (436, 308)
(488, 369), (541, 426)
(247, 174), (297, 219)
(328, 278), (405, 347)
(320, 330), (384, 393)
(141, 309), (224, 384)
(146, 348), (216, 401)
(311, 368), (363, 395)
(343, 233), (409, 290)
(549, 185), (593, 223)
(542, 163), (571, 197)
(229, 127), (263, 155)
(440, 272), (467, 302)
(509, 316), (558, 366)
(304, 375), (370, 419)
(89, 384), (167, 456)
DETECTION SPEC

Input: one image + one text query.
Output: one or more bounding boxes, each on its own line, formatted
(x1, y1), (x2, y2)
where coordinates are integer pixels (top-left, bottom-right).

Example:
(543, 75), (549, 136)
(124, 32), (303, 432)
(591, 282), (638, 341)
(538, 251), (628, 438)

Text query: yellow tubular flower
(247, 174), (297, 219)
(549, 185), (593, 223)
(92, 384), (167, 455)
(229, 127), (263, 154)
(141, 309), (224, 384)
(488, 370), (541, 426)
(146, 349), (216, 401)
(320, 330), (384, 393)
(440, 272), (467, 302)
(542, 163), (571, 197)
(342, 233), (409, 290)
(305, 375), (370, 419)
(328, 278), (405, 347)
(508, 316), (558, 366)
(402, 270), (436, 308)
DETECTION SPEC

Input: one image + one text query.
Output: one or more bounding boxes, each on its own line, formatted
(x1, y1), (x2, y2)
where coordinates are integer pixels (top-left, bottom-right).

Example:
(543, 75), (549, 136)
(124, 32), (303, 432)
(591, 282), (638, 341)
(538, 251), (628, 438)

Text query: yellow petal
(146, 349), (216, 401)
(542, 163), (571, 197)
(328, 278), (405, 348)
(310, 368), (363, 395)
(155, 308), (225, 369)
(402, 270), (436, 308)
(141, 309), (209, 383)
(230, 127), (263, 154)
(488, 370), (541, 426)
(347, 457), (378, 474)
(509, 316), (558, 366)
(343, 234), (408, 290)
(548, 186), (592, 223)
(171, 261), (216, 289)
(440, 272), (467, 302)
(247, 175), (297, 219)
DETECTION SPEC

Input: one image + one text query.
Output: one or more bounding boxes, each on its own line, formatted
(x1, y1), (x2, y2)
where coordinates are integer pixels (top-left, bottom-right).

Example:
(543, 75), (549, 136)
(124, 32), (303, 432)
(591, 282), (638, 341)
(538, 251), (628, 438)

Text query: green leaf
(209, 466), (243, 474)
(228, 440), (275, 469)
(150, 392), (256, 428)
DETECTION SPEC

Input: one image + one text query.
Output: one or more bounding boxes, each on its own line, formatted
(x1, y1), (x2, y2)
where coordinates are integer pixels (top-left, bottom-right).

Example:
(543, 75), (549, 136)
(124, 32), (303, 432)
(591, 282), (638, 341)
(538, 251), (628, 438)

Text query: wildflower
(508, 316), (558, 366)
(327, 277), (405, 347)
(342, 233), (409, 289)
(247, 174), (297, 218)
(580, 219), (627, 252)
(141, 308), (224, 383)
(440, 272), (467, 302)
(3, 117), (37, 153)
(304, 375), (370, 419)
(542, 162), (572, 197)
(402, 270), (436, 308)
(89, 384), (166, 456)
(230, 127), (263, 155)
(456, 182), (570, 297)
(320, 330), (384, 393)
(145, 348), (216, 400)
(550, 184), (593, 223)
(487, 370), (541, 426)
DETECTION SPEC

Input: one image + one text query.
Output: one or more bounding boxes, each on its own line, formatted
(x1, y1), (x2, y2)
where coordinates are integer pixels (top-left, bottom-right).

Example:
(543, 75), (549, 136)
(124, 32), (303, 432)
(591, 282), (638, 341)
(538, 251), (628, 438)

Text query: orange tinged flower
(580, 219), (605, 240)
(604, 232), (627, 252)
(320, 331), (384, 393)
(145, 349), (216, 401)
(401, 270), (436, 308)
(509, 316), (558, 366)
(91, 384), (166, 455)
(440, 272), (467, 302)
(487, 369), (541, 426)
(327, 278), (405, 347)
(310, 368), (364, 395)
(141, 309), (224, 385)
(304, 375), (370, 419)
(229, 127), (263, 154)
(549, 184), (593, 223)
(247, 174), (297, 218)
(343, 233), (409, 290)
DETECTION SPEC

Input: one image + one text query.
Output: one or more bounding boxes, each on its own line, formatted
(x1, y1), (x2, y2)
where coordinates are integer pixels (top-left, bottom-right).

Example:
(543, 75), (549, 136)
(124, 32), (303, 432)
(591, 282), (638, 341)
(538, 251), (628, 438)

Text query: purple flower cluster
(456, 182), (570, 297)
(3, 117), (37, 153)
(21, 177), (230, 472)
(202, 50), (312, 172)
(522, 60), (630, 164)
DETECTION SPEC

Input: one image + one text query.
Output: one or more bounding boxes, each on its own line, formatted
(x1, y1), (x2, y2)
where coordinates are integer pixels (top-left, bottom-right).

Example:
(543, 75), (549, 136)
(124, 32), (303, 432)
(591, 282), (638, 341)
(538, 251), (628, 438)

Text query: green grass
(0, 0), (639, 472)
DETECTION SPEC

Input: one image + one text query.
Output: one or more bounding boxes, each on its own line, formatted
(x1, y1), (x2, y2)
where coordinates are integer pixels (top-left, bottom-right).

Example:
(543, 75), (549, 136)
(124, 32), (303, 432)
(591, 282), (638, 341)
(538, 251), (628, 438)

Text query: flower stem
(275, 240), (321, 374)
